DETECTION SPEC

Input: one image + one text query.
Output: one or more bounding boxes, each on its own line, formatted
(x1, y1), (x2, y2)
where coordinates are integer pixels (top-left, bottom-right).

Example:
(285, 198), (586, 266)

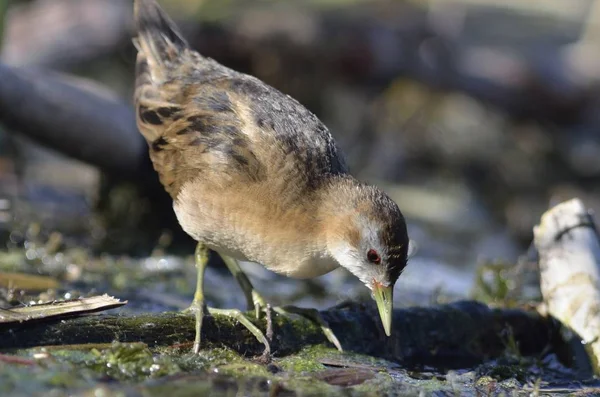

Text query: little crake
(133, 0), (409, 355)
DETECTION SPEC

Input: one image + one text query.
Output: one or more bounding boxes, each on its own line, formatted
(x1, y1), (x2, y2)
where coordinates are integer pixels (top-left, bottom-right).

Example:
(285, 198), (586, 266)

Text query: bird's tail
(133, 0), (188, 85)
(133, 0), (189, 143)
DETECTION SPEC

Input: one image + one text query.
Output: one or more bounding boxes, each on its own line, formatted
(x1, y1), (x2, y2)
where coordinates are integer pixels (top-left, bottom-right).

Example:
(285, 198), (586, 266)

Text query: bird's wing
(133, 0), (348, 200)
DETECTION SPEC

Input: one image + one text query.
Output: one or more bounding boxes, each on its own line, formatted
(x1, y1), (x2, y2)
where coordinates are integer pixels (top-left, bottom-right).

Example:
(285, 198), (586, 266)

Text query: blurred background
(1, 0), (599, 313)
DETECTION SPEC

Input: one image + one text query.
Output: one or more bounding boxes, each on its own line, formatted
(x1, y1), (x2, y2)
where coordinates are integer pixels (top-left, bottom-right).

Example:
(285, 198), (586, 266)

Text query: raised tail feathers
(133, 0), (188, 143)
(133, 0), (188, 76)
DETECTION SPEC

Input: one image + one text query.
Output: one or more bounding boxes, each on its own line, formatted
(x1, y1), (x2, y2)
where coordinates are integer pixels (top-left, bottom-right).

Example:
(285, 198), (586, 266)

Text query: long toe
(208, 307), (271, 359)
(276, 305), (343, 352)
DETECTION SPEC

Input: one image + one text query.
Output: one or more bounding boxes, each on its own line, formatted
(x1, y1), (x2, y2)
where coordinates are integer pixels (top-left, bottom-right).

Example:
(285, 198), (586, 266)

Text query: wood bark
(534, 198), (600, 373)
(0, 64), (147, 179)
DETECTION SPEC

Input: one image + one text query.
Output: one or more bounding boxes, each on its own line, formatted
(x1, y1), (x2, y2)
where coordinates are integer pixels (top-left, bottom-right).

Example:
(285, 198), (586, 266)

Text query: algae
(277, 346), (330, 373)
(87, 342), (181, 381)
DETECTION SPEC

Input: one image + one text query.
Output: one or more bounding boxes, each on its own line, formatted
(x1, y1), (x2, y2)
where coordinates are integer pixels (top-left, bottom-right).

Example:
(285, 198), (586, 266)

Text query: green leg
(219, 254), (266, 318)
(185, 243), (209, 354)
(218, 252), (343, 352)
(185, 245), (271, 356)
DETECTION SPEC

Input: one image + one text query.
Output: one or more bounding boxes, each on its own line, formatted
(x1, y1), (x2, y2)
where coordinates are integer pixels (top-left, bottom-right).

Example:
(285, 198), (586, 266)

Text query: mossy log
(0, 301), (565, 369)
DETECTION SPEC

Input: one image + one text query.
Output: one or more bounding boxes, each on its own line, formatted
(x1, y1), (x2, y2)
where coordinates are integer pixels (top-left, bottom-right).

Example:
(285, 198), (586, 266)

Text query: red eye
(367, 249), (381, 264)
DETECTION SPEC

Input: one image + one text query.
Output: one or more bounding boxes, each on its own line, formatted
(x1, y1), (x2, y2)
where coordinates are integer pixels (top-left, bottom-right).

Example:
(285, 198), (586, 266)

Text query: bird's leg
(219, 254), (266, 318)
(183, 242), (209, 354)
(218, 253), (343, 351)
(184, 244), (270, 357)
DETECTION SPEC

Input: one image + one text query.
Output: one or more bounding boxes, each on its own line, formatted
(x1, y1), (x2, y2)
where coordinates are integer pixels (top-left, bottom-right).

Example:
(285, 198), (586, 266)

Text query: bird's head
(322, 180), (409, 336)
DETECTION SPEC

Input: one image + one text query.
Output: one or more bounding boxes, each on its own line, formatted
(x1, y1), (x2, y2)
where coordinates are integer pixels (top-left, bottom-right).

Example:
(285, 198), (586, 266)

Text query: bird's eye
(366, 249), (381, 264)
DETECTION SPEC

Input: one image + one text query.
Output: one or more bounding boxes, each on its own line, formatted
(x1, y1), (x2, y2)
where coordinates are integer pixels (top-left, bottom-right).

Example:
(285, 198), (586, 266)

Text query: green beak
(373, 283), (393, 336)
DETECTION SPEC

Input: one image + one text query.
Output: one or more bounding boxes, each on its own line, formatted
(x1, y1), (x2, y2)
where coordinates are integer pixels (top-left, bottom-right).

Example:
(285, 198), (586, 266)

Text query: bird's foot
(182, 298), (205, 354)
(255, 300), (343, 352)
(182, 303), (271, 359)
(277, 305), (343, 352)
(208, 307), (271, 361)
(217, 253), (341, 353)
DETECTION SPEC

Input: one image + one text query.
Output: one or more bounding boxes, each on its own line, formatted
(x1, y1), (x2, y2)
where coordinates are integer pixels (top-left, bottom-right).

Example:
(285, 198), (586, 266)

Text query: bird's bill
(372, 283), (393, 336)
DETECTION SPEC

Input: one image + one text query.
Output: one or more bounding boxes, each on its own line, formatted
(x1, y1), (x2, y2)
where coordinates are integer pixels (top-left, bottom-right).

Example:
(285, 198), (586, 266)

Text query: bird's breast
(174, 180), (338, 279)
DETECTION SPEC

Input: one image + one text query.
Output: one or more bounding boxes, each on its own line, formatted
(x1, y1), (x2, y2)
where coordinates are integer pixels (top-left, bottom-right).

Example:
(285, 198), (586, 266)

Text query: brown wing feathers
(134, 0), (347, 202)
(133, 0), (263, 198)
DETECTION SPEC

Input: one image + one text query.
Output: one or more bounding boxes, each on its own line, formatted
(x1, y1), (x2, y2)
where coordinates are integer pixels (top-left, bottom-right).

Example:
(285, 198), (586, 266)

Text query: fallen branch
(0, 301), (563, 368)
(0, 294), (126, 325)
(0, 63), (147, 179)
(534, 198), (600, 374)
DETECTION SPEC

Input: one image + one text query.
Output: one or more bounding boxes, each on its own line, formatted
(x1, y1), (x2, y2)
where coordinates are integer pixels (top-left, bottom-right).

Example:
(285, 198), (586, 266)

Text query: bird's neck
(315, 175), (366, 252)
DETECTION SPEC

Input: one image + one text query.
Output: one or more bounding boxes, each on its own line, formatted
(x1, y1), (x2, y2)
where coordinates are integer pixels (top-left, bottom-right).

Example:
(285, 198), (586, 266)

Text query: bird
(133, 0), (409, 356)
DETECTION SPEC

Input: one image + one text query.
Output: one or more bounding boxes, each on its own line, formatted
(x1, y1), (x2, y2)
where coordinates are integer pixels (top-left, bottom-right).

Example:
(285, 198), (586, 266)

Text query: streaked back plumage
(133, 0), (348, 200)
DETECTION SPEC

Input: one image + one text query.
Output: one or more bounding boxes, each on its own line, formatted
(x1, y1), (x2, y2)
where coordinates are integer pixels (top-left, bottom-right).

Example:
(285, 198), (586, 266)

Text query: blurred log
(0, 63), (146, 179)
(0, 301), (565, 369)
(0, 62), (194, 253)
(534, 198), (600, 374)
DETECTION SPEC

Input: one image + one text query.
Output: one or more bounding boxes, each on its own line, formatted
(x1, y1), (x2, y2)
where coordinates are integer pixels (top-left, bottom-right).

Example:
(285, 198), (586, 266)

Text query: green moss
(271, 309), (322, 336)
(159, 345), (270, 377)
(278, 352), (327, 373)
(288, 315), (322, 335)
(86, 341), (180, 381)
(218, 362), (272, 378)
(114, 312), (193, 333)
(189, 347), (268, 376)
